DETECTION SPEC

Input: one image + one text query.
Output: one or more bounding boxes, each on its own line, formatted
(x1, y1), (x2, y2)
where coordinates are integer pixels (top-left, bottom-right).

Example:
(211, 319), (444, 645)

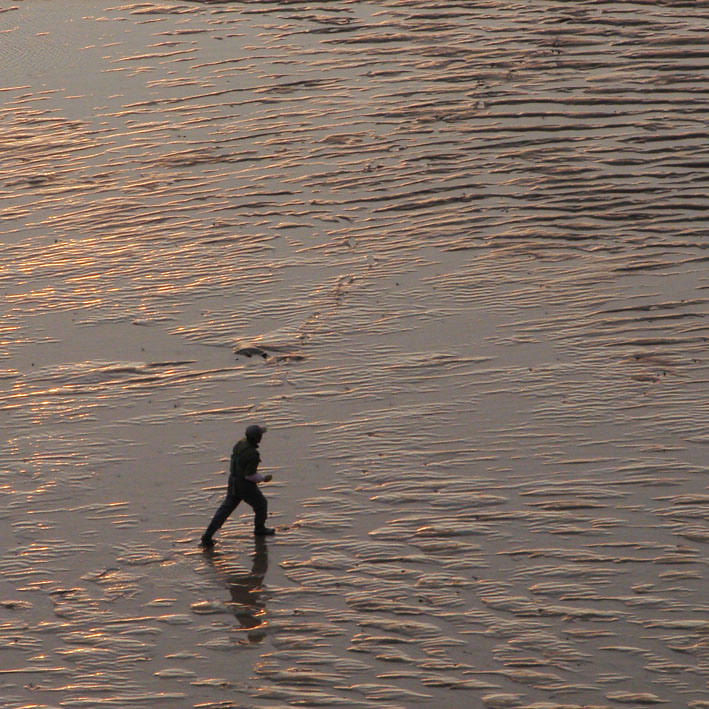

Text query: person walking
(201, 424), (274, 546)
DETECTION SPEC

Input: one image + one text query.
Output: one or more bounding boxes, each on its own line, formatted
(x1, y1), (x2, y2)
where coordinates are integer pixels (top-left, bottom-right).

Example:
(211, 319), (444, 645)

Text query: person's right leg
(237, 479), (273, 535)
(202, 477), (240, 545)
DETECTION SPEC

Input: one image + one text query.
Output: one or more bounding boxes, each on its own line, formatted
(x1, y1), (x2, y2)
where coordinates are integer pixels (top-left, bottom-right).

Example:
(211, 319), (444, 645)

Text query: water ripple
(1, 1), (708, 707)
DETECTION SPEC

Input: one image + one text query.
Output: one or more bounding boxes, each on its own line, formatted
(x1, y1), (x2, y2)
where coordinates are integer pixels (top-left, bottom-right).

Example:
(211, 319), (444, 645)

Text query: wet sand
(1, 2), (708, 707)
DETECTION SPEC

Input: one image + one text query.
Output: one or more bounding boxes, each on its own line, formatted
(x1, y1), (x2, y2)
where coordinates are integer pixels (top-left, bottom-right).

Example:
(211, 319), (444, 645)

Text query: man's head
(245, 424), (267, 445)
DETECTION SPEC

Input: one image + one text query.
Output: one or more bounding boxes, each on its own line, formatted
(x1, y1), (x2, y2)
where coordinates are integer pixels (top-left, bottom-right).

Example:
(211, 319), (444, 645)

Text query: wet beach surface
(1, 1), (708, 707)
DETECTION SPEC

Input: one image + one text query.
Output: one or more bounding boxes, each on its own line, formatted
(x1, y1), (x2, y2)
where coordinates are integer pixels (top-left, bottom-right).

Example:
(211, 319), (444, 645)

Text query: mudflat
(1, 2), (707, 707)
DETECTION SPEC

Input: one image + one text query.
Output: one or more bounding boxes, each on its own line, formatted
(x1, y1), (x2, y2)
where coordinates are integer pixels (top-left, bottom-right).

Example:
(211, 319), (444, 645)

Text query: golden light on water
(0, 1), (708, 707)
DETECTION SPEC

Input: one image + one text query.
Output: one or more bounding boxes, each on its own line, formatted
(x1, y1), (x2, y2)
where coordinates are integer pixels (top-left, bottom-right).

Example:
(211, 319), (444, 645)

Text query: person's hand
(264, 474), (273, 483)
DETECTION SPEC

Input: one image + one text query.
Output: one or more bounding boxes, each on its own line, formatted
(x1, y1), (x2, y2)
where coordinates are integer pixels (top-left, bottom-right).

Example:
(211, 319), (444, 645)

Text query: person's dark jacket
(230, 438), (261, 480)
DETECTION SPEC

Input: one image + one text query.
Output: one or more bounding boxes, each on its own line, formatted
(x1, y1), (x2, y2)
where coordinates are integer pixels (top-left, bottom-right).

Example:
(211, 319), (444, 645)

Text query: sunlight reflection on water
(0, 1), (708, 707)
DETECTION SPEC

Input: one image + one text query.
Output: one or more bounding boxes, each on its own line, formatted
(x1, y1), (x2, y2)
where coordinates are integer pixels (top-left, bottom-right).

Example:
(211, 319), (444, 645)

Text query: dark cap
(245, 424), (267, 440)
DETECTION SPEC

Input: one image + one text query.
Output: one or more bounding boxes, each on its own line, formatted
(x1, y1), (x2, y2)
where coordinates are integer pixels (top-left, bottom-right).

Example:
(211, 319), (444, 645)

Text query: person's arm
(243, 449), (271, 482)
(245, 472), (265, 483)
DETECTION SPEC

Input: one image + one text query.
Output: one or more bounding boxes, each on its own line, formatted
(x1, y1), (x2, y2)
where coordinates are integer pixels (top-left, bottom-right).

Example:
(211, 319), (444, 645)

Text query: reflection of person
(201, 424), (274, 547)
(203, 538), (269, 642)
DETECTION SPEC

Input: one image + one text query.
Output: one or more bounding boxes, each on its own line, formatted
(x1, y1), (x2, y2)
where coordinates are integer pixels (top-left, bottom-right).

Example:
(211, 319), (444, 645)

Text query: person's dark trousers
(204, 475), (268, 539)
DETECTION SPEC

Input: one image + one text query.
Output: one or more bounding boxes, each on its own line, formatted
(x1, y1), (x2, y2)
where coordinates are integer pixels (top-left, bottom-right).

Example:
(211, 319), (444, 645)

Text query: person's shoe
(254, 527), (275, 536)
(200, 534), (215, 547)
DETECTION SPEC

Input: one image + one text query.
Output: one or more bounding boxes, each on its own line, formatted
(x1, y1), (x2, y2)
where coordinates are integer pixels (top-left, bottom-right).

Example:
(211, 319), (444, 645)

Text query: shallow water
(1, 2), (708, 707)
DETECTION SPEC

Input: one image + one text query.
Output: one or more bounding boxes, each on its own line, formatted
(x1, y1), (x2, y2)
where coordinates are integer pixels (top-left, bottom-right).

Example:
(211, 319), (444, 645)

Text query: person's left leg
(202, 477), (240, 545)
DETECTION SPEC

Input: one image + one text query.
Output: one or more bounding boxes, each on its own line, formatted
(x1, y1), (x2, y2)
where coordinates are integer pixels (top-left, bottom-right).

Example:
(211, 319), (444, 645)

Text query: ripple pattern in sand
(1, 2), (708, 708)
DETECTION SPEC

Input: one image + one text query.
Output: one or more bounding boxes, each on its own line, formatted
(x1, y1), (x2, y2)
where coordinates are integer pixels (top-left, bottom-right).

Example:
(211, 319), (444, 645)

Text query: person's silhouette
(203, 538), (269, 642)
(201, 424), (274, 547)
